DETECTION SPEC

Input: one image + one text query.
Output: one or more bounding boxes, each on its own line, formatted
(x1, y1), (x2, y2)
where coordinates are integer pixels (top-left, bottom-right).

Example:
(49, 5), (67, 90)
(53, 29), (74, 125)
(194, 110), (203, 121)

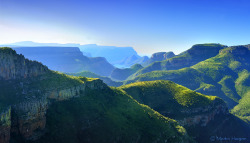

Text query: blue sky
(1, 0), (250, 54)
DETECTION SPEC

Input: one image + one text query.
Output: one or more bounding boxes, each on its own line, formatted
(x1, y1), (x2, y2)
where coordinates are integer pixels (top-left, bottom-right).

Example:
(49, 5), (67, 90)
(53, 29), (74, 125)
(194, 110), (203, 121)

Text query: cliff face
(0, 47), (109, 143)
(13, 46), (114, 76)
(0, 48), (49, 80)
(177, 102), (228, 127)
(11, 98), (48, 140)
(0, 107), (11, 143)
(0, 79), (107, 143)
(219, 46), (249, 56)
(142, 52), (175, 67)
(151, 52), (175, 61)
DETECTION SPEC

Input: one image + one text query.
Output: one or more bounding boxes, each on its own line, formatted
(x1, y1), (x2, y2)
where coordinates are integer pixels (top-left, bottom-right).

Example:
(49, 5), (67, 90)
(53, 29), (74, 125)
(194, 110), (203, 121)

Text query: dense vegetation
(33, 87), (191, 143)
(126, 45), (250, 124)
(120, 80), (220, 119)
(120, 80), (250, 142)
(1, 45), (250, 142)
(0, 47), (191, 143)
(129, 44), (227, 79)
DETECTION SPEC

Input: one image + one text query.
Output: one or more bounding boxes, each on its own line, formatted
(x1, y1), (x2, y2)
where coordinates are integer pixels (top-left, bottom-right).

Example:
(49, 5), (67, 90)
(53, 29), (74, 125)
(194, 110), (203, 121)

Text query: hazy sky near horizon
(1, 0), (250, 54)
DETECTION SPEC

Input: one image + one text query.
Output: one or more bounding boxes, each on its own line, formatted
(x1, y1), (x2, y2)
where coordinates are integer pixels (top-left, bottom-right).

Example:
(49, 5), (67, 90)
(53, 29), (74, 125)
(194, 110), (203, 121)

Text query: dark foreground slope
(33, 86), (189, 143)
(0, 47), (190, 143)
(13, 47), (114, 76)
(120, 80), (250, 143)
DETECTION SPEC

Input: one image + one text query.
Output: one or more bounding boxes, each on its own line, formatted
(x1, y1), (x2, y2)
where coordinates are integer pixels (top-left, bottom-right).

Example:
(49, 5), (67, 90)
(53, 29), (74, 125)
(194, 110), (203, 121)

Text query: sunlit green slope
(125, 46), (250, 127)
(129, 44), (226, 79)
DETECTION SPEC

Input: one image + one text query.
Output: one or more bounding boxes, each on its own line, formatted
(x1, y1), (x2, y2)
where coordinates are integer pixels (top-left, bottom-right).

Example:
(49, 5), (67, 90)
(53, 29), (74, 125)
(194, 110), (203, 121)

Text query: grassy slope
(127, 47), (249, 104)
(120, 81), (250, 143)
(66, 71), (123, 87)
(120, 80), (220, 119)
(126, 46), (250, 123)
(34, 86), (191, 143)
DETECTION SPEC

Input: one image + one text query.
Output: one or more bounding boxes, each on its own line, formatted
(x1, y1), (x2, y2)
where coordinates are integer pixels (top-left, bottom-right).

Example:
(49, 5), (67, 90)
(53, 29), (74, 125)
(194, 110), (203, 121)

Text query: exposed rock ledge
(177, 103), (228, 127)
(0, 79), (107, 143)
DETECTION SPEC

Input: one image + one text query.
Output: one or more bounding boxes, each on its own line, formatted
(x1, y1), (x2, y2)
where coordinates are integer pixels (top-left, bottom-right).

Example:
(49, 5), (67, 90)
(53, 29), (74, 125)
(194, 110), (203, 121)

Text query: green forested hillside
(0, 47), (191, 143)
(120, 80), (221, 119)
(129, 44), (226, 79)
(120, 80), (250, 143)
(126, 45), (250, 123)
(35, 86), (190, 143)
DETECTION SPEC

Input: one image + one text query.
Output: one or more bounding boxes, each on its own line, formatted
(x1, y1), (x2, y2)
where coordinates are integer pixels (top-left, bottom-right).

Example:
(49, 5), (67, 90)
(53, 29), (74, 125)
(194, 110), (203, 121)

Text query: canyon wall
(0, 48), (48, 80)
(0, 79), (107, 143)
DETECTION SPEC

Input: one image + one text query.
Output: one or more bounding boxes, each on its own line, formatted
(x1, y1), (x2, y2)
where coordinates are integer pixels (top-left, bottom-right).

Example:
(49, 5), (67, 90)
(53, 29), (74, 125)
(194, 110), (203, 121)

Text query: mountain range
(0, 43), (250, 143)
(1, 41), (148, 68)
(125, 44), (250, 125)
(0, 47), (191, 143)
(12, 46), (114, 76)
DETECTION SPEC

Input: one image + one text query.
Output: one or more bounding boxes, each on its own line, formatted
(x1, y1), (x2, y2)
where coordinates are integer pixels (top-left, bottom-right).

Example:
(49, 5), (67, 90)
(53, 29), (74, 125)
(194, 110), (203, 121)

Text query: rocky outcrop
(11, 97), (48, 140)
(46, 85), (85, 100)
(0, 107), (11, 143)
(151, 52), (175, 61)
(8, 79), (108, 142)
(219, 46), (249, 56)
(0, 48), (49, 80)
(142, 52), (175, 67)
(177, 103), (228, 127)
(0, 47), (111, 143)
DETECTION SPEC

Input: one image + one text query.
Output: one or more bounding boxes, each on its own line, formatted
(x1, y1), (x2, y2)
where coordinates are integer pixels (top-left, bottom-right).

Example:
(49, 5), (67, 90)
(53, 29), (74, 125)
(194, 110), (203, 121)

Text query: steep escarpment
(0, 47), (49, 80)
(9, 78), (108, 142)
(79, 44), (140, 66)
(119, 55), (149, 67)
(13, 46), (114, 76)
(0, 47), (191, 143)
(0, 47), (108, 142)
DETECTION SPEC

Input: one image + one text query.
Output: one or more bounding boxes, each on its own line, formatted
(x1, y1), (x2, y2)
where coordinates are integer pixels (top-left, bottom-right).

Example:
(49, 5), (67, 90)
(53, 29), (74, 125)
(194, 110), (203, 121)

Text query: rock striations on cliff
(0, 47), (48, 80)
